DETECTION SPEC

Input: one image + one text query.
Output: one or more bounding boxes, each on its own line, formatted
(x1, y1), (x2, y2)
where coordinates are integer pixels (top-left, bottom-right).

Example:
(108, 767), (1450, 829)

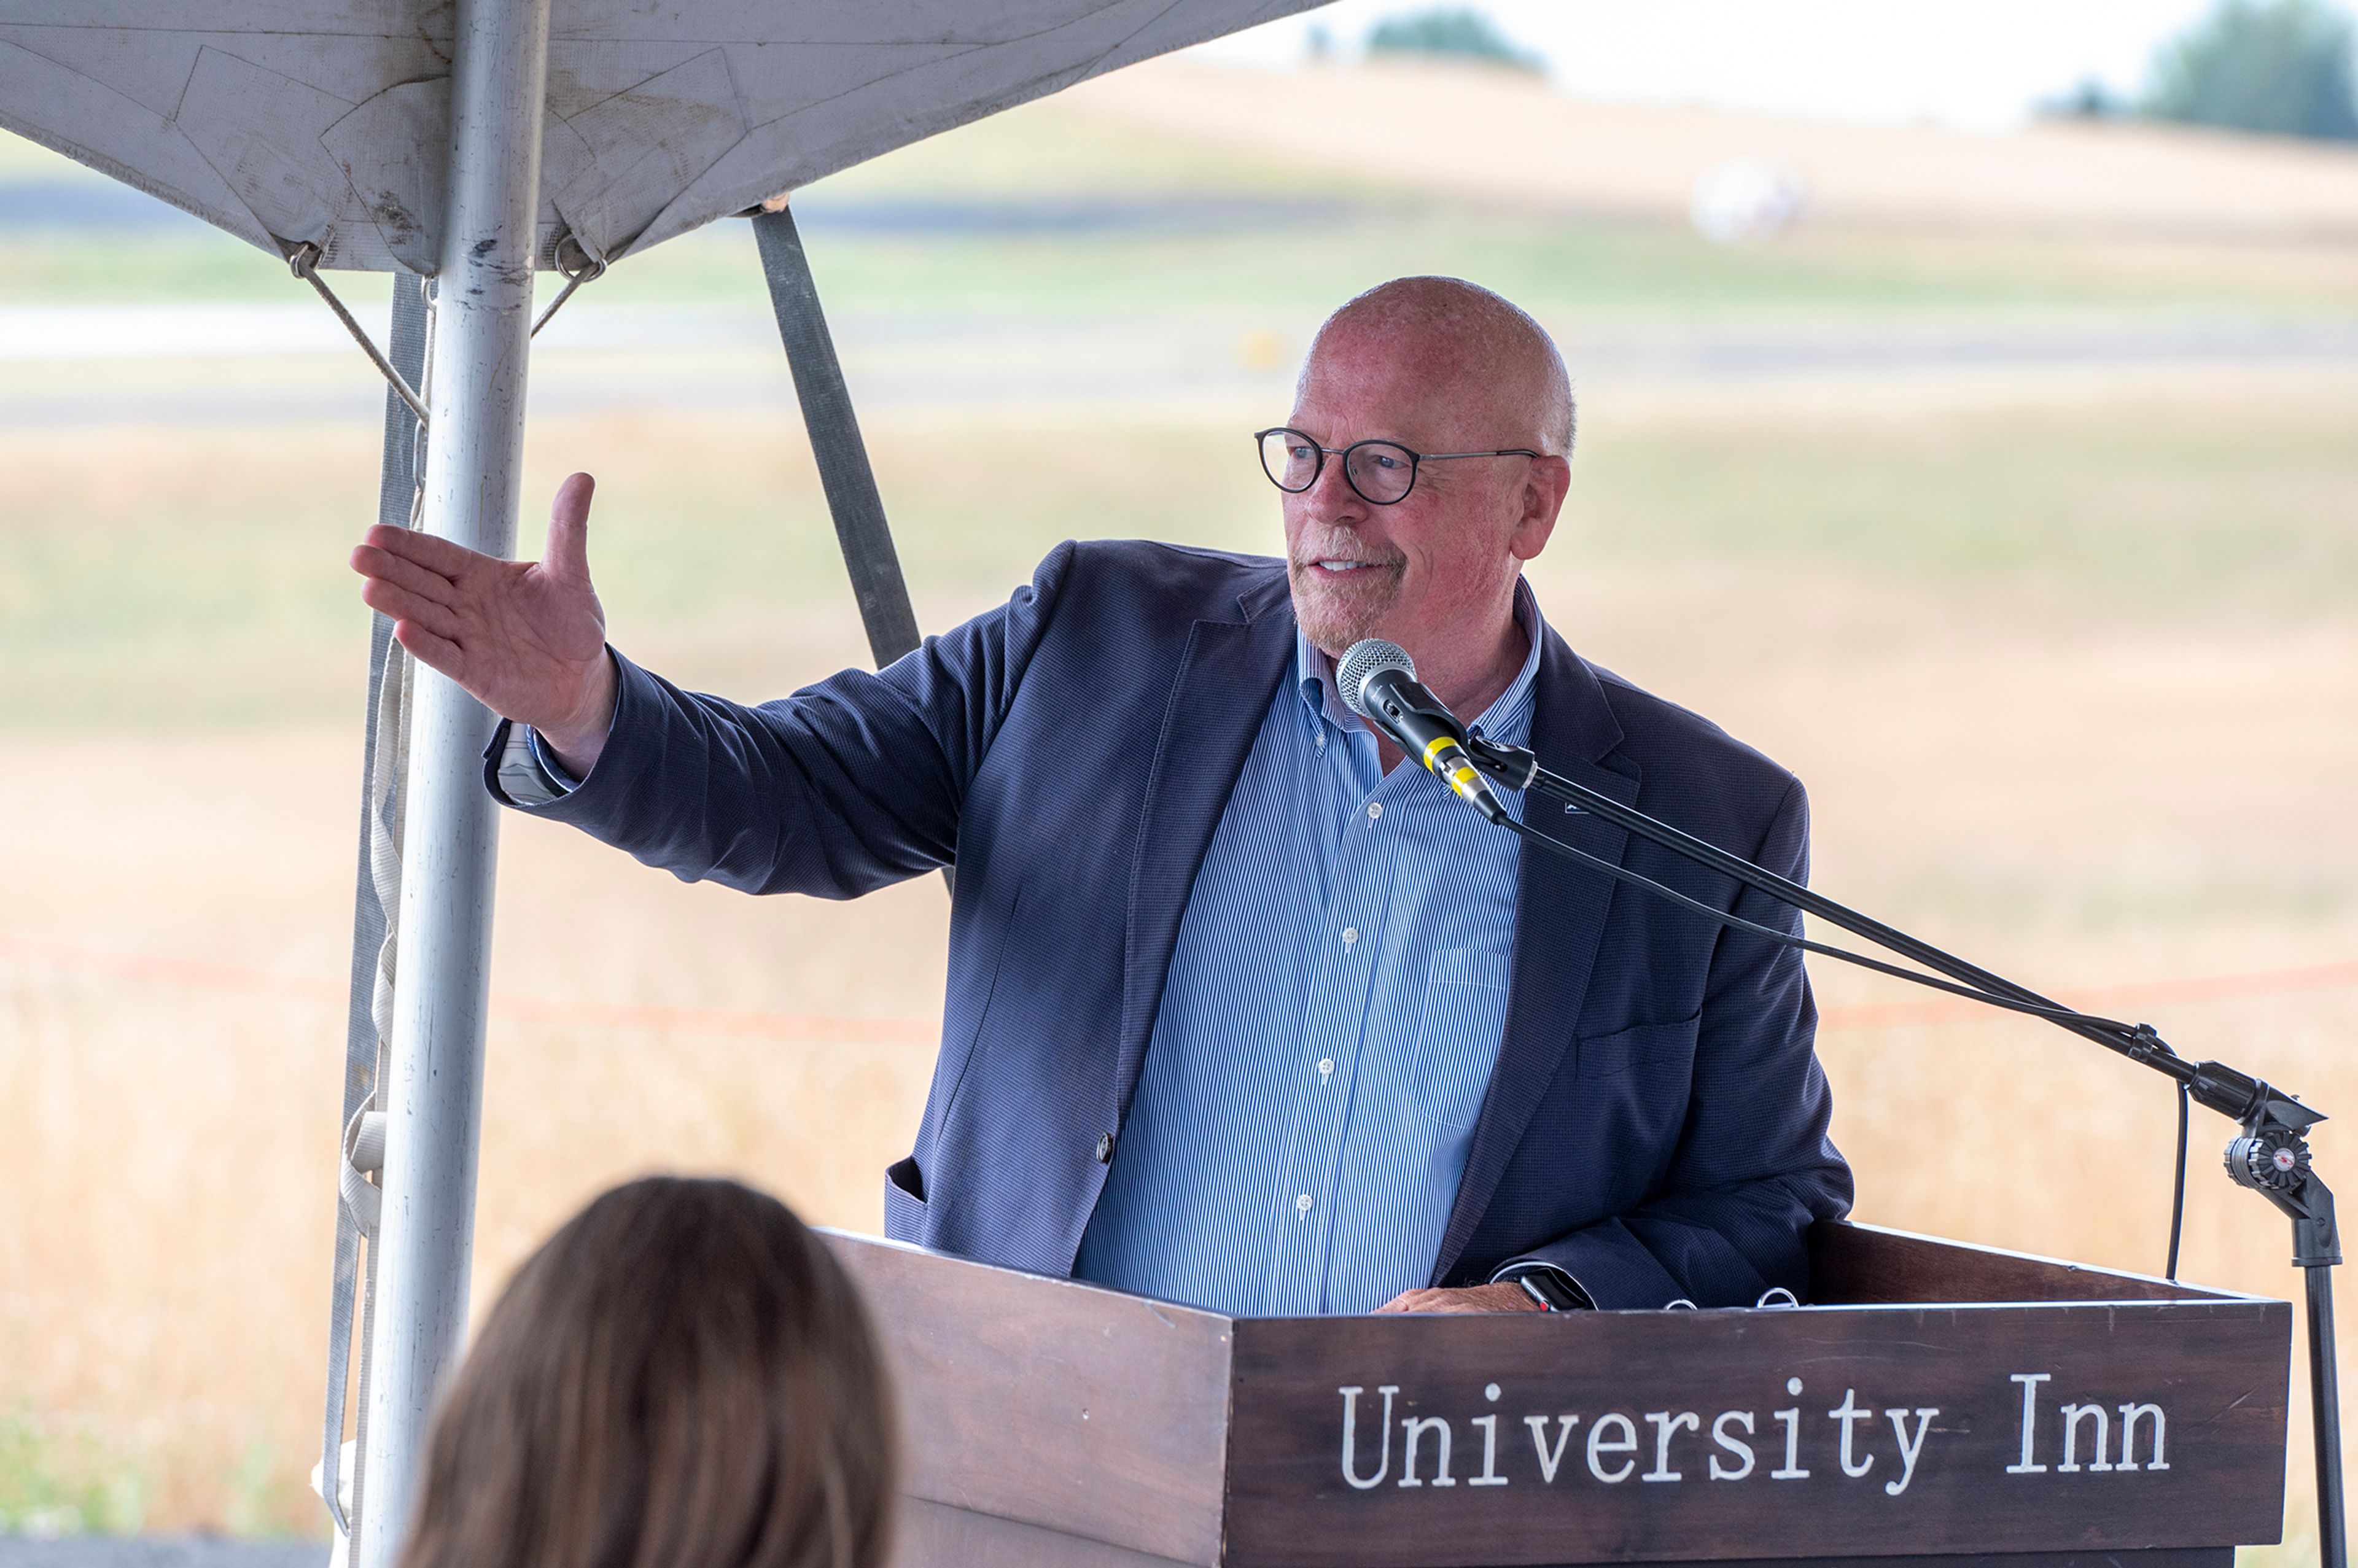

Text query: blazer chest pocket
(1409, 947), (1515, 1130)
(1574, 1012), (1703, 1083)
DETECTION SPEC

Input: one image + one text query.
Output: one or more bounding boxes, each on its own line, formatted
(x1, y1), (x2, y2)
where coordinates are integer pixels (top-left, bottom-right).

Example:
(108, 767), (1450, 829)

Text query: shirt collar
(1296, 578), (1546, 750)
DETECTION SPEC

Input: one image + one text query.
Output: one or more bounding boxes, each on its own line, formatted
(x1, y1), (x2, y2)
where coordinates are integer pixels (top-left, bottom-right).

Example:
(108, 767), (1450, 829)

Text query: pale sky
(1189, 0), (2358, 130)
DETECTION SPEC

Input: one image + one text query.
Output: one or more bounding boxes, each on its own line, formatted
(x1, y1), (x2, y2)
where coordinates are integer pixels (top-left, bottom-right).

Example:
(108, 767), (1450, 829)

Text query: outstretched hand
(350, 471), (617, 774)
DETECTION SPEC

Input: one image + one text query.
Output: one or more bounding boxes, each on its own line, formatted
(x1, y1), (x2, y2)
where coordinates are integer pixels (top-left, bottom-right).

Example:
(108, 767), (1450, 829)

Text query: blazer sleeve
(480, 540), (1077, 900)
(1497, 777), (1855, 1308)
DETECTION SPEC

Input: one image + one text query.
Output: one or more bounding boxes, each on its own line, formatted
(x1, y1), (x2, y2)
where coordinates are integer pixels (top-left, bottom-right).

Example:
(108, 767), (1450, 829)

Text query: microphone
(1337, 639), (1509, 824)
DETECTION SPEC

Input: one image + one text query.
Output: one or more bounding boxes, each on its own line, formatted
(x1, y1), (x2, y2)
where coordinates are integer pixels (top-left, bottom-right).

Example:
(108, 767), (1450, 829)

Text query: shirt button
(1296, 1193), (1314, 1214)
(1342, 926), (1359, 947)
(1317, 1058), (1334, 1081)
(1367, 802), (1383, 821)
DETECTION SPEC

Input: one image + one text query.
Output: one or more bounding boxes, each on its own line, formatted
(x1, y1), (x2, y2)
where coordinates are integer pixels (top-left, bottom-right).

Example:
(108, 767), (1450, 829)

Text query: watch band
(1509, 1267), (1587, 1311)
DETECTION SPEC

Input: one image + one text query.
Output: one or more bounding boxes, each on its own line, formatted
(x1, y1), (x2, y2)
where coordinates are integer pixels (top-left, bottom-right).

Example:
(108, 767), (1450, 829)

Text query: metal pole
(747, 205), (952, 895)
(355, 0), (550, 1561)
(2311, 1265), (2349, 1568)
(750, 204), (922, 669)
(318, 269), (430, 1554)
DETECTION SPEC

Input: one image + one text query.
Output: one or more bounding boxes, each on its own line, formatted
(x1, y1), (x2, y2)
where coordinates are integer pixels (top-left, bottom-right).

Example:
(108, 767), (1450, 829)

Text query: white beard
(1287, 559), (1400, 654)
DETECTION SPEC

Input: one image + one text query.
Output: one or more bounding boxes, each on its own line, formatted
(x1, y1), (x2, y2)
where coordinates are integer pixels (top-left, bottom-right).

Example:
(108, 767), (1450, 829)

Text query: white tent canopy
(0, 0), (1323, 273)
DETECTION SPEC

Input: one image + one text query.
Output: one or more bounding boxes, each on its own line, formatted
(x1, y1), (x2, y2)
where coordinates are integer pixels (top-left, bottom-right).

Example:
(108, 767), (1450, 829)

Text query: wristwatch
(1501, 1265), (1590, 1312)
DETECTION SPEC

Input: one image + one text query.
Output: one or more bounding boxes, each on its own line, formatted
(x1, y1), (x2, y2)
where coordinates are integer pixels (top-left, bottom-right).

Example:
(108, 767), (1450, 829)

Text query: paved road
(1, 303), (2354, 430)
(0, 1543), (324, 1568)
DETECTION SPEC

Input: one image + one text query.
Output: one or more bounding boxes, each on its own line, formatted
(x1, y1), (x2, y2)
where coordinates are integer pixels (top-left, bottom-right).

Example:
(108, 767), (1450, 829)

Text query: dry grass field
(3, 60), (2356, 1560)
(1070, 57), (2358, 239)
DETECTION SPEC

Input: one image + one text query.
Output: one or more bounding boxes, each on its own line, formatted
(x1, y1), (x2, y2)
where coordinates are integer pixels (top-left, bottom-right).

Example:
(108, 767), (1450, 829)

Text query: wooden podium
(822, 1223), (2290, 1567)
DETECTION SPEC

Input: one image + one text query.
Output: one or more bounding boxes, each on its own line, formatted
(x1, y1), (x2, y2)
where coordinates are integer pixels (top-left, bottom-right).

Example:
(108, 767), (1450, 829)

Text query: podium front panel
(1223, 1296), (2285, 1564)
(828, 1232), (1235, 1564)
(829, 1225), (2289, 1567)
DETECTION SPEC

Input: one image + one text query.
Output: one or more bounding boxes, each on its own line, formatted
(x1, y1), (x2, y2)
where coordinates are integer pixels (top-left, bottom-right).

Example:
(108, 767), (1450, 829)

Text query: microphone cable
(1492, 811), (2154, 1042)
(1492, 808), (2197, 1282)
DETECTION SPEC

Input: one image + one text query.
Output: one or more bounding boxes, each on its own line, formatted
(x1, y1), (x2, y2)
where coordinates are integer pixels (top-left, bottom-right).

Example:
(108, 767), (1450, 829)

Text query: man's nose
(1303, 451), (1365, 523)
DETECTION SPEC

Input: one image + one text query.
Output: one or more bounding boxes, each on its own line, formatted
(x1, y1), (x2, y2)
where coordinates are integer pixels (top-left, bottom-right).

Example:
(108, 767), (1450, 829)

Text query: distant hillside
(1065, 57), (2358, 240)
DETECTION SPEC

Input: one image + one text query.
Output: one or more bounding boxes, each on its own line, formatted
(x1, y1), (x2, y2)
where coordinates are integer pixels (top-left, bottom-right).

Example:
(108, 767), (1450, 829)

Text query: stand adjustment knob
(2226, 1134), (2311, 1192)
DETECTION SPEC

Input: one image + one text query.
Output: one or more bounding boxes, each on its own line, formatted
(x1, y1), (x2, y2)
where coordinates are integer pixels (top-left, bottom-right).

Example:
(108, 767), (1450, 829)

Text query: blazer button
(1094, 1131), (1116, 1164)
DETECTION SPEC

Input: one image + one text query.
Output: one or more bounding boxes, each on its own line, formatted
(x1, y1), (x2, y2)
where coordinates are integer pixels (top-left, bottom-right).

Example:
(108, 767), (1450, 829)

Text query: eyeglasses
(1255, 427), (1541, 506)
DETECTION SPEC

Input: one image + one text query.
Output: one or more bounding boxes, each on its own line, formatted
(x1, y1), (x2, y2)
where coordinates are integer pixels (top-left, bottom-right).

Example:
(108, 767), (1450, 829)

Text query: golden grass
(1068, 58), (2358, 242)
(2, 371), (2356, 1550)
(10, 49), (2358, 1553)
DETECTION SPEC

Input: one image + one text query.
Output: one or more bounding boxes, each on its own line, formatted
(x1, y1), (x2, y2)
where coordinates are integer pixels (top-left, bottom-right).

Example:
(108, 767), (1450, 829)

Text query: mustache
(1288, 535), (1404, 572)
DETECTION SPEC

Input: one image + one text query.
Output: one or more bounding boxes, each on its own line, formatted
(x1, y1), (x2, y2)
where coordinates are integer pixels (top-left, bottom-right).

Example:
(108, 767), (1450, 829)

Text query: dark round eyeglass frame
(1253, 426), (1542, 506)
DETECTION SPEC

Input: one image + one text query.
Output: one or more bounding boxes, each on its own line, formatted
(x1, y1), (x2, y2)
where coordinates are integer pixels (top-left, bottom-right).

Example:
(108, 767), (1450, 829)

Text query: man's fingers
(351, 542), (461, 607)
(543, 472), (596, 586)
(388, 617), (466, 679)
(364, 522), (491, 578)
(361, 578), (466, 640)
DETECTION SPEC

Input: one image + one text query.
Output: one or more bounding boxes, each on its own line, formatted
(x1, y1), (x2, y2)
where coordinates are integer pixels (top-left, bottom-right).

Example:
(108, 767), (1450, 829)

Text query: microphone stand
(1462, 731), (2344, 1567)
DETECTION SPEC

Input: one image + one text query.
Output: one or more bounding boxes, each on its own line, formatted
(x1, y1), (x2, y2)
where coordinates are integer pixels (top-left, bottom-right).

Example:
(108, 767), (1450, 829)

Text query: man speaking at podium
(351, 276), (1851, 1318)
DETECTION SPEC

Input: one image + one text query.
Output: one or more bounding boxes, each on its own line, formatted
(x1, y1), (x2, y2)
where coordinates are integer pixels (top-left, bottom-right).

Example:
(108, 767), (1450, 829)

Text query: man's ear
(1509, 454), (1572, 562)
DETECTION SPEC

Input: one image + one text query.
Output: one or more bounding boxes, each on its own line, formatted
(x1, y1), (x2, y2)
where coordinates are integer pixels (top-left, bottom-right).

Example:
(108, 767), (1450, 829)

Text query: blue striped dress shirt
(1072, 583), (1542, 1317)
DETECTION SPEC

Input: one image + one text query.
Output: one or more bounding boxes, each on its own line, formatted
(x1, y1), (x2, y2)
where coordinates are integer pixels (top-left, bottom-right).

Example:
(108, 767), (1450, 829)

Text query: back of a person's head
(398, 1176), (896, 1568)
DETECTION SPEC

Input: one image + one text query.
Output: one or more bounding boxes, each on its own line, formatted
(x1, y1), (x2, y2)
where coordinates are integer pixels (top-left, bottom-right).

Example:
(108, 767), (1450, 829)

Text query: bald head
(1302, 276), (1574, 459)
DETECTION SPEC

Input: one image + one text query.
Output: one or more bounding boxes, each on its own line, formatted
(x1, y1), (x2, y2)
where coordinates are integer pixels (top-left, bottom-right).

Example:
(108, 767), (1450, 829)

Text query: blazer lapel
(1431, 629), (1638, 1285)
(1116, 579), (1295, 1124)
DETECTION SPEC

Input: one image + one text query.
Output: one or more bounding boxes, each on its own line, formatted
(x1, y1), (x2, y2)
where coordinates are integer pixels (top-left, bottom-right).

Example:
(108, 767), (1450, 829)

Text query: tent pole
(750, 204), (922, 670)
(354, 0), (551, 1562)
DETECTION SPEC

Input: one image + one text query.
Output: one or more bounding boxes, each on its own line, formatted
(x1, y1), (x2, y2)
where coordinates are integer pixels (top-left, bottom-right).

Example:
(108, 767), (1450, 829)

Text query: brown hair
(397, 1176), (897, 1568)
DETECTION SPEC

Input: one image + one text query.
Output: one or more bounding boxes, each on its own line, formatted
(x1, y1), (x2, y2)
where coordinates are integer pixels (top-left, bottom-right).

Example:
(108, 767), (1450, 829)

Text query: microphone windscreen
(1337, 638), (1415, 719)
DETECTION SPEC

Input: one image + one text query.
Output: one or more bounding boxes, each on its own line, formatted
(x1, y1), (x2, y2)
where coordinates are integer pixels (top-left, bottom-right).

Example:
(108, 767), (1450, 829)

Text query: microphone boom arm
(1458, 728), (2344, 1567)
(1466, 734), (2298, 1123)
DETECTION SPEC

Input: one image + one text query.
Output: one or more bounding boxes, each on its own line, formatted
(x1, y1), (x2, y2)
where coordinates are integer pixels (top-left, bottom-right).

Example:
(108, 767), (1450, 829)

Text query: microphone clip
(1463, 728), (1541, 793)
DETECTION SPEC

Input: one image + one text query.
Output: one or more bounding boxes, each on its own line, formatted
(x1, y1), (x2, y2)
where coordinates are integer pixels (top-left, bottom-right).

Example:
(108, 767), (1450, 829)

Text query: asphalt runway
(4, 169), (2354, 429)
(0, 1543), (324, 1568)
(2, 303), (2354, 432)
